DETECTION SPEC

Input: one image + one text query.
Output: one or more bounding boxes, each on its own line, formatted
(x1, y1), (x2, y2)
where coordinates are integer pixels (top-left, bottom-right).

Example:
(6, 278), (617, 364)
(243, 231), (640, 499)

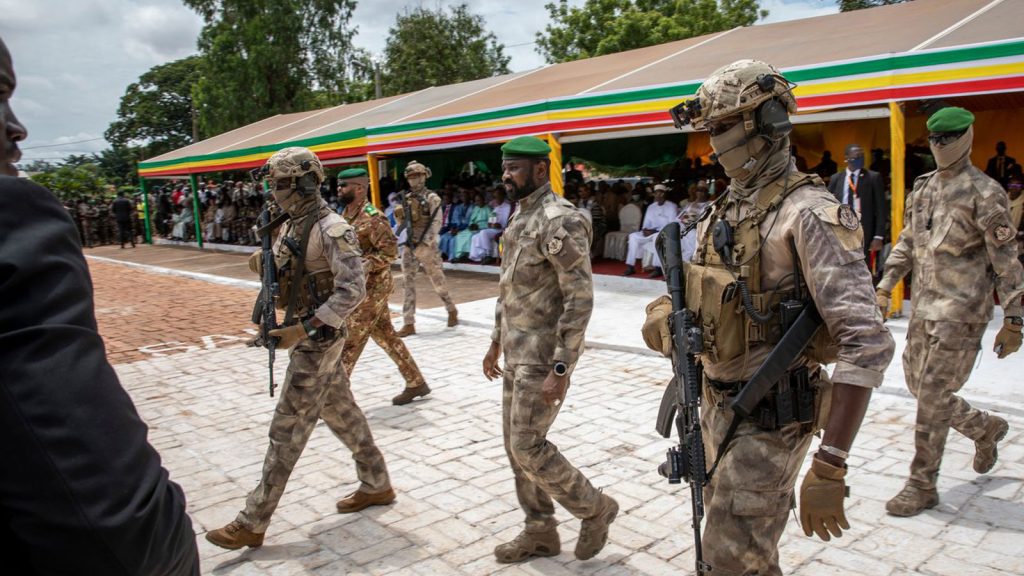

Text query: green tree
(536, 0), (767, 64)
(184, 0), (369, 137)
(30, 163), (109, 202)
(382, 4), (510, 96)
(106, 56), (202, 158)
(839, 0), (908, 11)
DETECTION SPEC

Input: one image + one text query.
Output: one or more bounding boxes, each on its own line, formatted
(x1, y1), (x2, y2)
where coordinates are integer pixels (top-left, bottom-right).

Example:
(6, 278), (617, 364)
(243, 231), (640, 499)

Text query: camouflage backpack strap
(282, 213), (317, 326)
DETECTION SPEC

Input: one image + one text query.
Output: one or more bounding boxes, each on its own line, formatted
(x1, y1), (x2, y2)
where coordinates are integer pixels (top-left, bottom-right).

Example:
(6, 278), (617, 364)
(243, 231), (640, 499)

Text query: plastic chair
(603, 203), (642, 260)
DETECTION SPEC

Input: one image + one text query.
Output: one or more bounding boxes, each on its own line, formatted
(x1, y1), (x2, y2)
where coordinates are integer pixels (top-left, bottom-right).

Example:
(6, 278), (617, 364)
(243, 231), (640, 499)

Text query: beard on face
(340, 189), (356, 204)
(503, 172), (537, 200)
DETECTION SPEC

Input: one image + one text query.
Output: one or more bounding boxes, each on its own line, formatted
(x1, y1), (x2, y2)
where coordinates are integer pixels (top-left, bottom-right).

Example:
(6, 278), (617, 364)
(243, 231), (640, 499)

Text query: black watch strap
(302, 319), (318, 337)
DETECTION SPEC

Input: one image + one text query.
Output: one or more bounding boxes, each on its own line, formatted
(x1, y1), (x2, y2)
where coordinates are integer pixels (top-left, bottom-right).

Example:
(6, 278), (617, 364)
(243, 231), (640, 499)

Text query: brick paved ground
(92, 260), (1024, 575)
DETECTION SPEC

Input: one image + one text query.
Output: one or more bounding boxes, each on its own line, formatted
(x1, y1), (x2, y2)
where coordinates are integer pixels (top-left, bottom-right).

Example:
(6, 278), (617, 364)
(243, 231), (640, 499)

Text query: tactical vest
(687, 172), (838, 366)
(274, 209), (336, 321)
(408, 192), (433, 237)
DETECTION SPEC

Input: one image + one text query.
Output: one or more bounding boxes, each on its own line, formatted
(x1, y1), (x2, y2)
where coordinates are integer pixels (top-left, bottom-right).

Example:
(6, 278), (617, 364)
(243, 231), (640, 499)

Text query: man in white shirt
(623, 184), (679, 277)
(470, 188), (513, 264)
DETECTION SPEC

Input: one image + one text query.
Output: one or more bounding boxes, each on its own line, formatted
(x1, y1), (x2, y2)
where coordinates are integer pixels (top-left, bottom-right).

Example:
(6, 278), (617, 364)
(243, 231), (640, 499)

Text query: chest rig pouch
(275, 216), (335, 323)
(686, 172), (837, 365)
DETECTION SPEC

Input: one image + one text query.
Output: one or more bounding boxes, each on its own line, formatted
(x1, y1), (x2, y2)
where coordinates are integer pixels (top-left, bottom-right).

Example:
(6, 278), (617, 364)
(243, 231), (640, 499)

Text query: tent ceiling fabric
(139, 0), (1024, 178)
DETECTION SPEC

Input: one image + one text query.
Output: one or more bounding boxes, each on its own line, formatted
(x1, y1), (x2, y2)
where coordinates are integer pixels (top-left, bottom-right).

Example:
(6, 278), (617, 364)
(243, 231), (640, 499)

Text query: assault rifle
(248, 166), (287, 397)
(654, 221), (710, 575)
(395, 189), (441, 249)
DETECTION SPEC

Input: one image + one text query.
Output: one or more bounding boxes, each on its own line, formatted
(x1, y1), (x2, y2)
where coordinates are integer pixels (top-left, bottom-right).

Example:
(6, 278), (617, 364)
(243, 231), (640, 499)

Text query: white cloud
(121, 4), (202, 62)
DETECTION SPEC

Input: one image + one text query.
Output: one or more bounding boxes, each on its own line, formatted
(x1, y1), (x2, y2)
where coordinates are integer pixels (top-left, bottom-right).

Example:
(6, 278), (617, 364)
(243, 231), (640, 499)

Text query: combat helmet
(404, 160), (432, 179)
(264, 146), (325, 185)
(669, 59), (796, 136)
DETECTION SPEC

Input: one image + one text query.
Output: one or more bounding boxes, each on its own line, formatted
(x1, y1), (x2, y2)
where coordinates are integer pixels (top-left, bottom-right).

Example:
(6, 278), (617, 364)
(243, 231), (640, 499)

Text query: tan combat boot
(392, 382), (430, 405)
(576, 493), (619, 560)
(447, 309), (458, 327)
(494, 528), (560, 563)
(974, 415), (1009, 473)
(336, 488), (396, 514)
(205, 521), (264, 550)
(397, 324), (416, 337)
(886, 484), (939, 517)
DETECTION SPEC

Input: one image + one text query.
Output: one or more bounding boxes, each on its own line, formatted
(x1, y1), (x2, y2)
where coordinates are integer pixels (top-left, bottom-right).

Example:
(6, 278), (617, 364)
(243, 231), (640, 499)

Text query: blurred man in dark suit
(828, 144), (888, 260)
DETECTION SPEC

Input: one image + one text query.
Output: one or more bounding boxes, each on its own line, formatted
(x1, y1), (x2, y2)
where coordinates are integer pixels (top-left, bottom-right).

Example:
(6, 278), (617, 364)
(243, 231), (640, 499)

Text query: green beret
(339, 168), (368, 179)
(927, 107), (975, 133)
(501, 136), (551, 158)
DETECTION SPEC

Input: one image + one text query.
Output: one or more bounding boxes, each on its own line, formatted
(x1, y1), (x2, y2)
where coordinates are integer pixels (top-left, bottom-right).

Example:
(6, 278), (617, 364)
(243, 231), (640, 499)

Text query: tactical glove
(799, 456), (850, 542)
(641, 295), (673, 357)
(248, 251), (262, 276)
(994, 318), (1022, 359)
(268, 323), (307, 350)
(875, 288), (890, 318)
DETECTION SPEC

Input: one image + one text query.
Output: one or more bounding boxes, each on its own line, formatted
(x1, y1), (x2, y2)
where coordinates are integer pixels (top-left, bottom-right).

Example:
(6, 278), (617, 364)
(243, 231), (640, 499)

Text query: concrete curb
(86, 255), (261, 291)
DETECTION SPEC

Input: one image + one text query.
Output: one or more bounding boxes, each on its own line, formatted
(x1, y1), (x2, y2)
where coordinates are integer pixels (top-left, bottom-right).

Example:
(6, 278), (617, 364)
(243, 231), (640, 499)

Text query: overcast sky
(1, 0), (838, 165)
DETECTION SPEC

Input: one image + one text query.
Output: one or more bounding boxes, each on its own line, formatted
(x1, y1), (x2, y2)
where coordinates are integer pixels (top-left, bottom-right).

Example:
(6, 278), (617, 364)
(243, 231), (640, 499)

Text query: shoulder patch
(994, 225), (1015, 243)
(837, 204), (860, 230)
(364, 204), (380, 216)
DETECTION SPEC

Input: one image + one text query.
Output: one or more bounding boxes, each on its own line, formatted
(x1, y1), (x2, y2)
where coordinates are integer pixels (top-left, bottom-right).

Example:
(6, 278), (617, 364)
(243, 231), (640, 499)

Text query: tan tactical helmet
(264, 146), (325, 184)
(670, 59), (796, 133)
(404, 160), (432, 179)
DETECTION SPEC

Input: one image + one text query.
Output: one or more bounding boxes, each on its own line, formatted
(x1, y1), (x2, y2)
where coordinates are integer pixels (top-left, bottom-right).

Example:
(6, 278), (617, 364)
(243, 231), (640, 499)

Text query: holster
(708, 366), (818, 432)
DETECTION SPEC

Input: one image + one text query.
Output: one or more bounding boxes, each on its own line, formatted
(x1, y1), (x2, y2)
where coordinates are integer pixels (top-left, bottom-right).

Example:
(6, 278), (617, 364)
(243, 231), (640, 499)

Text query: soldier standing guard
(77, 198), (96, 248)
(206, 148), (395, 550)
(338, 167), (432, 406)
(482, 136), (619, 564)
(394, 160), (458, 336)
(643, 60), (894, 576)
(877, 107), (1024, 517)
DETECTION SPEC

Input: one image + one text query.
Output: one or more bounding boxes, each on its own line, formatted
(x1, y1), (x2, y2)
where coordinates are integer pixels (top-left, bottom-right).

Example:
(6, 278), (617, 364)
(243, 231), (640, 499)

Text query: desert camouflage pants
(401, 243), (456, 326)
(502, 364), (603, 532)
(903, 318), (989, 490)
(237, 333), (391, 533)
(343, 271), (425, 388)
(699, 379), (821, 576)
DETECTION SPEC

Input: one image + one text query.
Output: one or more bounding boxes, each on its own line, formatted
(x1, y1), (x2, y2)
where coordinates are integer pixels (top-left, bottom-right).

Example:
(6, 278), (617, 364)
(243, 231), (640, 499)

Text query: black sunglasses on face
(928, 130), (967, 146)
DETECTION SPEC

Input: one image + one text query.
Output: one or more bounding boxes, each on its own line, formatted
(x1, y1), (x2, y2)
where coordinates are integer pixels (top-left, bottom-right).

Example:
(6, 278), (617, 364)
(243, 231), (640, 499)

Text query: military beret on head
(927, 107), (975, 133)
(339, 168), (368, 179)
(501, 136), (552, 158)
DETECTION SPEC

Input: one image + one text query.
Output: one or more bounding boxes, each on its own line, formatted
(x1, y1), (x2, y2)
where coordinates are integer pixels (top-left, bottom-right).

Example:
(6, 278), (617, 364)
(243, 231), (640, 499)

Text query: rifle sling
(414, 203), (442, 247)
(283, 213), (317, 326)
(256, 210), (290, 238)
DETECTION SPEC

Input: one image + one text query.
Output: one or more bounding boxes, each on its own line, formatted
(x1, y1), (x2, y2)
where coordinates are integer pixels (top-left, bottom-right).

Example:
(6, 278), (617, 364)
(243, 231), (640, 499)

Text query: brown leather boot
(974, 415), (1009, 473)
(392, 383), (430, 405)
(885, 484), (939, 517)
(336, 488), (396, 513)
(494, 528), (560, 563)
(397, 324), (415, 337)
(447, 309), (458, 327)
(204, 521), (264, 550)
(576, 493), (618, 560)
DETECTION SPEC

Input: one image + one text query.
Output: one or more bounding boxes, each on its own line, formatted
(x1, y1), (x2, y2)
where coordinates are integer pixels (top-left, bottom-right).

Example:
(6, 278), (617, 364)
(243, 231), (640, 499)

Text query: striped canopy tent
(139, 0), (1024, 300)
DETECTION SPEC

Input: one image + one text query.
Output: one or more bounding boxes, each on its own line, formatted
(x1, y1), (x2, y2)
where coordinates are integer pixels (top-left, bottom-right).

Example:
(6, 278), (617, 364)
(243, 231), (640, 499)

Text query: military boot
(336, 488), (396, 513)
(447, 309), (459, 327)
(494, 528), (560, 563)
(576, 493), (619, 560)
(974, 415), (1009, 473)
(397, 324), (416, 337)
(392, 383), (430, 405)
(205, 521), (264, 550)
(886, 484), (939, 517)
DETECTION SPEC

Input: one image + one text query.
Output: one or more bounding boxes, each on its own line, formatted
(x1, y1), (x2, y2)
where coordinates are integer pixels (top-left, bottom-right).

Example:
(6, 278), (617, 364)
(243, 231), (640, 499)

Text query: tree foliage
(106, 56), (201, 159)
(382, 4), (510, 96)
(30, 163), (109, 202)
(839, 0), (908, 11)
(536, 0), (767, 64)
(184, 0), (370, 137)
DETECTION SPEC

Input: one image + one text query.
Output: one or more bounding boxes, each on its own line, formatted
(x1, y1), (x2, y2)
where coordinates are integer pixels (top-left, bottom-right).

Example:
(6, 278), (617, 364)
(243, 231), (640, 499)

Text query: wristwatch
(553, 361), (568, 377)
(1008, 316), (1023, 327)
(302, 319), (319, 338)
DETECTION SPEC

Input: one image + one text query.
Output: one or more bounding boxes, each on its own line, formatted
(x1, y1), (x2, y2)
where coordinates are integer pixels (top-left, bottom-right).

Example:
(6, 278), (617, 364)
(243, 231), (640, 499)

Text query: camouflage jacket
(879, 159), (1024, 321)
(492, 182), (593, 367)
(694, 179), (894, 388)
(273, 199), (366, 328)
(343, 199), (398, 277)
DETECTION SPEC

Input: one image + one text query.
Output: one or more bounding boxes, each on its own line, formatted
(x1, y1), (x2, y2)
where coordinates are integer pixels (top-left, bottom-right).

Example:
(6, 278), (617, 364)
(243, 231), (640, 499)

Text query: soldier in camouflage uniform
(77, 199), (96, 248)
(394, 161), (458, 336)
(206, 148), (394, 551)
(877, 107), (1024, 517)
(482, 136), (619, 564)
(643, 60), (894, 576)
(338, 167), (432, 406)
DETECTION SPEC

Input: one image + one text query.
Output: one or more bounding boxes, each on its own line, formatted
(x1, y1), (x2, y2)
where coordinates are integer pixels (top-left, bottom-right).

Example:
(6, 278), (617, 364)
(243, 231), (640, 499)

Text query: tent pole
(140, 178), (152, 244)
(368, 153), (382, 208)
(547, 133), (564, 196)
(189, 173), (204, 248)
(888, 101), (906, 317)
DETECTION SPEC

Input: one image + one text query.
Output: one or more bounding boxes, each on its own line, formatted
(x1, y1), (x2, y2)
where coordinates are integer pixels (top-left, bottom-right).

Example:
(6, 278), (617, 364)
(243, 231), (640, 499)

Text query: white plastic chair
(603, 203), (642, 260)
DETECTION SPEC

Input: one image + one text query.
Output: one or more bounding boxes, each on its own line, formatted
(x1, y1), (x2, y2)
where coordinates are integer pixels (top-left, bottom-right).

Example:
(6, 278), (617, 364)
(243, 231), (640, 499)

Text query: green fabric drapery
(564, 133), (688, 175)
